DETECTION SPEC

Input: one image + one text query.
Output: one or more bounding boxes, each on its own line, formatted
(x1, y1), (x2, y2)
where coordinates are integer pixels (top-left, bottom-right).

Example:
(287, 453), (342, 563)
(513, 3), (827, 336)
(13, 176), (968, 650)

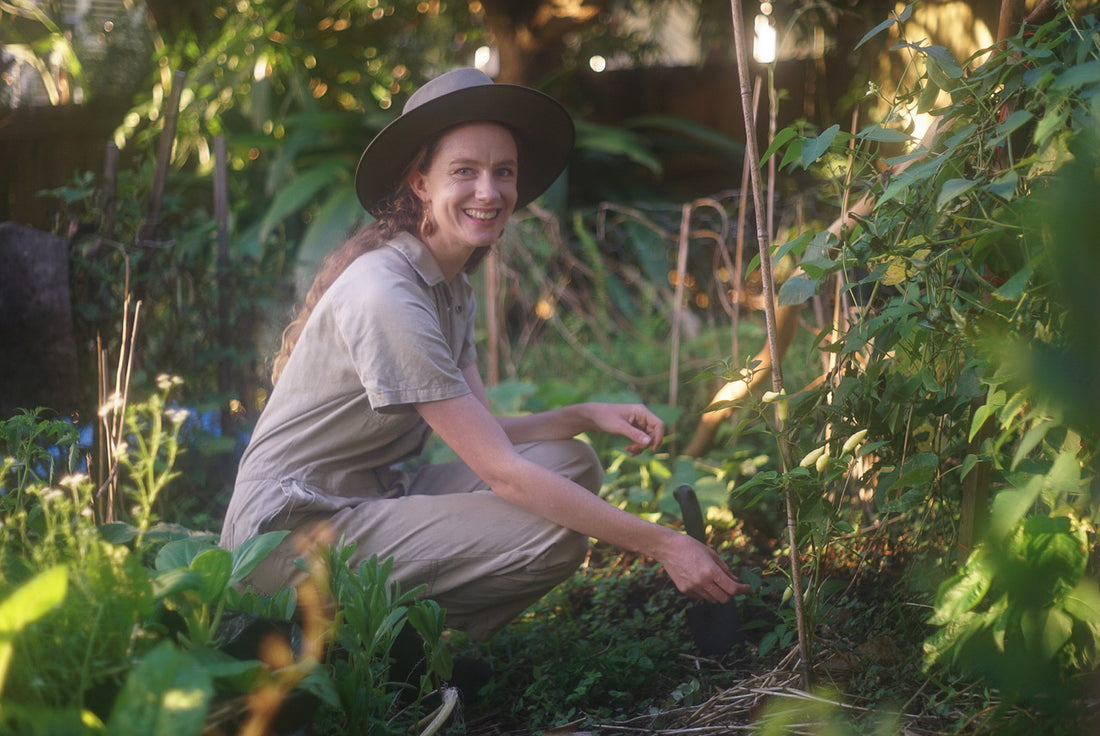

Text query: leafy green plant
(314, 544), (452, 735)
(754, 0), (1100, 710)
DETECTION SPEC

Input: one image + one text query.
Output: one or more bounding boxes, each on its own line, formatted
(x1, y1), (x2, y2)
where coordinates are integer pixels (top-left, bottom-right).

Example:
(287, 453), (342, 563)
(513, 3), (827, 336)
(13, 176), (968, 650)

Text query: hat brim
(354, 83), (574, 215)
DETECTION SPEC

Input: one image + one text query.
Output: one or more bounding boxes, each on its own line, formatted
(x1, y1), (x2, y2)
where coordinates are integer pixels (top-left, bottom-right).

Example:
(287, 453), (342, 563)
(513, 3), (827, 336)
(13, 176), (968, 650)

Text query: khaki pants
(242, 439), (603, 640)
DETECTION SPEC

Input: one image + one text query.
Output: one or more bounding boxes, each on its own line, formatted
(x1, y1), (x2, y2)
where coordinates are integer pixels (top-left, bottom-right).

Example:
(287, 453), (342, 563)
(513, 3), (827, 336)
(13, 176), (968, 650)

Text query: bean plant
(752, 1), (1100, 712)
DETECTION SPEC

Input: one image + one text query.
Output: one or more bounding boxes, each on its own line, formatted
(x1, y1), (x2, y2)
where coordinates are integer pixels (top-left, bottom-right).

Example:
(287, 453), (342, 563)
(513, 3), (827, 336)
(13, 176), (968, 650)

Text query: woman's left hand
(583, 402), (665, 454)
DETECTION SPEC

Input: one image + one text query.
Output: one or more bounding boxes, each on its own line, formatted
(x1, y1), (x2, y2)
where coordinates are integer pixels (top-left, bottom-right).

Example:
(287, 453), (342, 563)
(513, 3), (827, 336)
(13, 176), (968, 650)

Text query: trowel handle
(673, 485), (707, 543)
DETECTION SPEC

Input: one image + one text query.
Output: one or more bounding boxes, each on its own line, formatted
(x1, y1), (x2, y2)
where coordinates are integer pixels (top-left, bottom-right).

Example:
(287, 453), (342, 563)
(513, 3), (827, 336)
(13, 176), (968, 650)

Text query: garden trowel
(673, 484), (745, 656)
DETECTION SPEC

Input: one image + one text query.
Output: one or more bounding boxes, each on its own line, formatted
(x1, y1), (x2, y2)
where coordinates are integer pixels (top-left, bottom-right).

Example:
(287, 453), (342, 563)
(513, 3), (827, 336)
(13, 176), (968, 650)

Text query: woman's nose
(475, 172), (499, 200)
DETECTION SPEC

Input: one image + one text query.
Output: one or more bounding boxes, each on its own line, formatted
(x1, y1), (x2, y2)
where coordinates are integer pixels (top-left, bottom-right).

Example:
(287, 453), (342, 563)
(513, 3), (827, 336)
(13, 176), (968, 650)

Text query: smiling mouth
(464, 209), (500, 221)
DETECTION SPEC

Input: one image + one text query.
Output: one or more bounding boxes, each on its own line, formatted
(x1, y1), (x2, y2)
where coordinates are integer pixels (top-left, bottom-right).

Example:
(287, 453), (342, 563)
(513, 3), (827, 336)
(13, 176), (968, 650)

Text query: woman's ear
(407, 171), (429, 202)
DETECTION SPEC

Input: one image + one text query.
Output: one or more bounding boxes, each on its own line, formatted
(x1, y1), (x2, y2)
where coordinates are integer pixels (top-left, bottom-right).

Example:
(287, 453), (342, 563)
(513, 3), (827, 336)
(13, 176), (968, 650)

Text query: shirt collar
(388, 231), (447, 287)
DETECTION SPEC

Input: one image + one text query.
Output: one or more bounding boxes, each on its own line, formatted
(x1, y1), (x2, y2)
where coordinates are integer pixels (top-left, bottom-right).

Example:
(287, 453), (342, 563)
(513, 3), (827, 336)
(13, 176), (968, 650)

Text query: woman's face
(410, 122), (519, 260)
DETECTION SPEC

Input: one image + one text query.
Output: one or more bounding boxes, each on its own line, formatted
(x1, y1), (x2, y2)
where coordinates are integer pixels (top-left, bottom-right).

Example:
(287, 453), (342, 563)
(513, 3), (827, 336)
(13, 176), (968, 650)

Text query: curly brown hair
(270, 140), (490, 385)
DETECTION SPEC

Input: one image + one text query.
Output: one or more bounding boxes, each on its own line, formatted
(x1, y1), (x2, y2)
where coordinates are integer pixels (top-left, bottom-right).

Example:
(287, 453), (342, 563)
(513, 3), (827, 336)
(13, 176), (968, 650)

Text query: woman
(220, 68), (747, 640)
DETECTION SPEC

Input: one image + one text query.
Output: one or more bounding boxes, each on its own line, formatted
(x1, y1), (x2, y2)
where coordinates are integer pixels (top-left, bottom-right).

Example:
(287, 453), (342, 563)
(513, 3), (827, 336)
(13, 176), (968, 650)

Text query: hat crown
(404, 68), (494, 115)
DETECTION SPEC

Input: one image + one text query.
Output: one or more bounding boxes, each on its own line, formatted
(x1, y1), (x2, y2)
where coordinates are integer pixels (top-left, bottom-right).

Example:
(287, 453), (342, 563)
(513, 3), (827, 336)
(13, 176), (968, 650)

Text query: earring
(420, 205), (436, 238)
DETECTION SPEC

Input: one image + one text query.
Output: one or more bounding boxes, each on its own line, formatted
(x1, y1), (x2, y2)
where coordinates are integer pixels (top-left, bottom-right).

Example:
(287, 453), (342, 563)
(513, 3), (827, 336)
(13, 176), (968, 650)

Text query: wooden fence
(0, 102), (131, 232)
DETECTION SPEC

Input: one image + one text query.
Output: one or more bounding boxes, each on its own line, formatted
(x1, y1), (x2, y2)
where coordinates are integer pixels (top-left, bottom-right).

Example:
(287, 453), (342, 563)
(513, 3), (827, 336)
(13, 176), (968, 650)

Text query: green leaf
(294, 187), (368, 295)
(190, 548), (233, 604)
(761, 126), (800, 165)
(1041, 607), (1074, 661)
(230, 530), (291, 585)
(855, 4), (914, 50)
(153, 568), (204, 599)
(778, 275), (819, 305)
(928, 550), (995, 625)
(99, 522), (140, 544)
(1050, 60), (1100, 90)
(801, 124), (839, 168)
(992, 263), (1032, 301)
(985, 170), (1019, 200)
(1033, 105), (1068, 147)
(936, 178), (978, 211)
(857, 124), (914, 143)
(107, 642), (213, 736)
(989, 476), (1042, 541)
(994, 109), (1034, 141)
(156, 538), (215, 572)
(258, 163), (347, 242)
(1061, 578), (1100, 627)
(1, 565), (68, 688)
(1011, 419), (1052, 469)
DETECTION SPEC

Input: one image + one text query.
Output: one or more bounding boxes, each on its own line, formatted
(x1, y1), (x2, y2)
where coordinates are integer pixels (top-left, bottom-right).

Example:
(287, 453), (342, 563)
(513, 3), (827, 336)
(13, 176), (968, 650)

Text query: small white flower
(98, 392), (125, 417)
(165, 407), (191, 425)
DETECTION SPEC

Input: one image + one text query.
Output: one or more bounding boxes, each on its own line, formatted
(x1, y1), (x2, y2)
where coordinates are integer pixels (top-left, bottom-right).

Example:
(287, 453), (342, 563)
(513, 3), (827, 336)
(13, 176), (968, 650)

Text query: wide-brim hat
(354, 67), (575, 215)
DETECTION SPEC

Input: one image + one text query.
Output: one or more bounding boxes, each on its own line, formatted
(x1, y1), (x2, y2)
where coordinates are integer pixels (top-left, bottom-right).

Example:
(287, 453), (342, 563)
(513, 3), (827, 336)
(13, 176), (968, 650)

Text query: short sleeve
(330, 261), (471, 411)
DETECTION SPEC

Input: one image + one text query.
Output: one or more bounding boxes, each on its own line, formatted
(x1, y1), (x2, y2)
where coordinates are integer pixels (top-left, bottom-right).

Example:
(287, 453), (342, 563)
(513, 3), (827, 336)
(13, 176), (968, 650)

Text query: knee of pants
(520, 438), (604, 494)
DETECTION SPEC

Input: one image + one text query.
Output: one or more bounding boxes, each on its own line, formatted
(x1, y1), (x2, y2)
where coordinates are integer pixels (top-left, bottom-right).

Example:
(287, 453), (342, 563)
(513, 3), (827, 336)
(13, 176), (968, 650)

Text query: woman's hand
(656, 529), (750, 604)
(581, 402), (665, 455)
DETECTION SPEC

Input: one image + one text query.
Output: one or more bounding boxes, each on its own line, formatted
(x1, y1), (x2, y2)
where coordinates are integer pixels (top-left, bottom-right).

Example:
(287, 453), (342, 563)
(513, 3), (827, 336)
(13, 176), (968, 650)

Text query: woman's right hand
(657, 529), (750, 604)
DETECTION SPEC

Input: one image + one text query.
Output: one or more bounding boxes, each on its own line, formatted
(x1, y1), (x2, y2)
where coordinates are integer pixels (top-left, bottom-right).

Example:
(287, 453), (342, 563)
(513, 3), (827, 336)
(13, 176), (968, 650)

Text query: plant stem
(727, 0), (813, 687)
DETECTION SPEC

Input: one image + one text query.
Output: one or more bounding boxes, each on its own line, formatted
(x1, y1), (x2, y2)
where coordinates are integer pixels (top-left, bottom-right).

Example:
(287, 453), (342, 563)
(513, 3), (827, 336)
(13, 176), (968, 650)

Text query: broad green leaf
(258, 163), (347, 242)
(778, 275), (819, 305)
(916, 78), (940, 114)
(1026, 519), (1086, 582)
(190, 548), (233, 604)
(773, 230), (813, 262)
(985, 170), (1019, 200)
(156, 538), (215, 572)
(295, 187), (369, 291)
(99, 522), (139, 544)
(1062, 579), (1100, 628)
(1, 566), (69, 690)
(922, 610), (979, 666)
(989, 476), (1042, 541)
(107, 642), (213, 736)
(1050, 60), (1100, 90)
(801, 124), (840, 168)
(994, 109), (1034, 141)
(992, 264), (1032, 301)
(761, 126), (800, 165)
(779, 137), (805, 170)
(228, 530), (292, 580)
(928, 550), (995, 625)
(1044, 449), (1082, 504)
(936, 178), (978, 211)
(857, 124), (913, 143)
(1041, 607), (1074, 661)
(0, 565), (68, 634)
(1011, 419), (1052, 470)
(1033, 105), (1068, 147)
(856, 3), (915, 50)
(153, 568), (204, 599)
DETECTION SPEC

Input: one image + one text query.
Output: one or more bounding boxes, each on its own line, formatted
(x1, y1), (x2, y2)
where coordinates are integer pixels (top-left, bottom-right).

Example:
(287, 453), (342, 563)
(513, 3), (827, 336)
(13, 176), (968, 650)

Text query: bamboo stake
(141, 69), (186, 244)
(669, 204), (692, 407)
(214, 136), (232, 435)
(727, 0), (812, 687)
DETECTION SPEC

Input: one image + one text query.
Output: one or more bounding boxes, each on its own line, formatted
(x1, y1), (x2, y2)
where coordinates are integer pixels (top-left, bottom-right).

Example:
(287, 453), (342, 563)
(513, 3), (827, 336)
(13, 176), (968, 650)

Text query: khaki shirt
(220, 231), (477, 549)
